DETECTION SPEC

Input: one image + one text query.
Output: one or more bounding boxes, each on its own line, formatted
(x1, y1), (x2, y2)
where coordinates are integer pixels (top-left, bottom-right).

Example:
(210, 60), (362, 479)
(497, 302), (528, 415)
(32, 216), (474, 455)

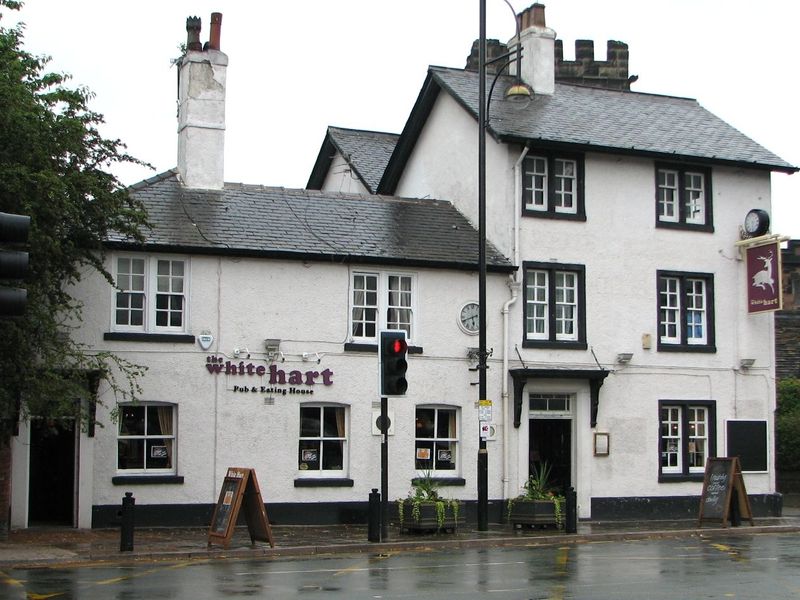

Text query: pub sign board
(746, 241), (781, 314)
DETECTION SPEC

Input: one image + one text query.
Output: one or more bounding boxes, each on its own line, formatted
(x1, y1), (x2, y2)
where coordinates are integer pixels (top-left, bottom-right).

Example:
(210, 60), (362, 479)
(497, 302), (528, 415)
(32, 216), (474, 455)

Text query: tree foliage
(777, 378), (800, 472)
(0, 1), (149, 432)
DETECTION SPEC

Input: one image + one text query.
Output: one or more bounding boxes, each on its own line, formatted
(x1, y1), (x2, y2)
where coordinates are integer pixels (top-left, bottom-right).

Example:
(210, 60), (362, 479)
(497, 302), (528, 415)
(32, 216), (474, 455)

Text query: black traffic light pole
(378, 330), (408, 541)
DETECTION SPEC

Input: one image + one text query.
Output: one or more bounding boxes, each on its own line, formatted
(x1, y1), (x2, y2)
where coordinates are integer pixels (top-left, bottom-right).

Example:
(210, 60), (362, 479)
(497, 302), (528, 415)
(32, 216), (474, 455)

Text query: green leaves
(0, 1), (149, 430)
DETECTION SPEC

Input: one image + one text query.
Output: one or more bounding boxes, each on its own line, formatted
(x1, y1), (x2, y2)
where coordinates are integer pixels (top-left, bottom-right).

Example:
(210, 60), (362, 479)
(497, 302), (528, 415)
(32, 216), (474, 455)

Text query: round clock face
(459, 302), (480, 334)
(744, 209), (769, 236)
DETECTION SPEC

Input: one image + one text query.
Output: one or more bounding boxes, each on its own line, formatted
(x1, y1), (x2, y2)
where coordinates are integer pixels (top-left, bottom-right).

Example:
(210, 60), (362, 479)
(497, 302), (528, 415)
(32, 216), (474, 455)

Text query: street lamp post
(477, 0), (489, 532)
(476, 0), (531, 532)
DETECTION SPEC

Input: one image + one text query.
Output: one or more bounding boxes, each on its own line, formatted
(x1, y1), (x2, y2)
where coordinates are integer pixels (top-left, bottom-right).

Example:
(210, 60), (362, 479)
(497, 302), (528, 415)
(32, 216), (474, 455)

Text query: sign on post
(208, 467), (274, 548)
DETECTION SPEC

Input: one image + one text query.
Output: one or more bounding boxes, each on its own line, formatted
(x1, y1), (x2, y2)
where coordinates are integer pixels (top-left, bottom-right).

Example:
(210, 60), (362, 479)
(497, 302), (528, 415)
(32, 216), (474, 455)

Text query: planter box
(508, 498), (563, 529)
(396, 500), (464, 533)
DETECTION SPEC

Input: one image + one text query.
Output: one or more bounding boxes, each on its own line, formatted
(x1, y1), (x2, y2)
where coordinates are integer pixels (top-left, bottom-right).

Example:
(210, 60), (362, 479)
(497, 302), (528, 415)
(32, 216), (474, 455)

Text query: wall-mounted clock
(744, 209), (770, 237)
(459, 302), (480, 335)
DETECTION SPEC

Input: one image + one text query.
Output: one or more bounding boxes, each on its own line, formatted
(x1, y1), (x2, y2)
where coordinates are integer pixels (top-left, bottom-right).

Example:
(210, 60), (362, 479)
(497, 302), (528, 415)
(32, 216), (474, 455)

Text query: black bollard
(120, 492), (135, 552)
(368, 488), (381, 542)
(565, 487), (577, 534)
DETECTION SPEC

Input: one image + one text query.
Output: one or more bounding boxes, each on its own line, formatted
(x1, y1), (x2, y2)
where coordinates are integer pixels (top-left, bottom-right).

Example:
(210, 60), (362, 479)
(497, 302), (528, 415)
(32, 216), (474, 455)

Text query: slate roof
(306, 126), (399, 193)
(111, 170), (513, 272)
(379, 66), (796, 193)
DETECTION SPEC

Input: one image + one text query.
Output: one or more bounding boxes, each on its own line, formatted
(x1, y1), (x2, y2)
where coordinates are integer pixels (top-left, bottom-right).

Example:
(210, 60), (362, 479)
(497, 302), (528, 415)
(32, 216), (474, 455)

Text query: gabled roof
(111, 170), (513, 272)
(379, 66), (796, 194)
(306, 126), (399, 194)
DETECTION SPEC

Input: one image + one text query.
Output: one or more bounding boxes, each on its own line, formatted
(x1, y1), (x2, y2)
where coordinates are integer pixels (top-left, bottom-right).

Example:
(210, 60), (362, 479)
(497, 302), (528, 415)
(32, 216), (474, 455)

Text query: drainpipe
(502, 145), (529, 499)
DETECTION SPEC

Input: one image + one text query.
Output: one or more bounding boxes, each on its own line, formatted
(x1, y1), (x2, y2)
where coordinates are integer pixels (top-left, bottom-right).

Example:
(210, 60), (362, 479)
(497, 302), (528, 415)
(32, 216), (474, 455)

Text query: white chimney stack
(510, 3), (556, 96)
(177, 13), (227, 190)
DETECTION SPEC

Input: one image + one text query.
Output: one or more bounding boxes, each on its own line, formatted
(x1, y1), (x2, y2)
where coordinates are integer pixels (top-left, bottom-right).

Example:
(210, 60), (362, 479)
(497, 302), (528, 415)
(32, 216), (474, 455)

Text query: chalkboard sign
(208, 467), (274, 548)
(697, 457), (753, 527)
(726, 420), (768, 472)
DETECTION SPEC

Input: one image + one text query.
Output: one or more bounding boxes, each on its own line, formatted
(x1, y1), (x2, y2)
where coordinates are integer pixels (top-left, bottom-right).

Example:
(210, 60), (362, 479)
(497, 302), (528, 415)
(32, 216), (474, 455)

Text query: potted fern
(396, 472), (463, 533)
(507, 462), (565, 529)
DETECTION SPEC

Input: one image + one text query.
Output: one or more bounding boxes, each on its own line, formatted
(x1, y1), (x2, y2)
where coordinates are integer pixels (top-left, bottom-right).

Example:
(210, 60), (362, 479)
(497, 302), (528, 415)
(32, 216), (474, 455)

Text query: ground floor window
(298, 404), (347, 474)
(117, 403), (176, 473)
(659, 400), (715, 481)
(415, 406), (458, 474)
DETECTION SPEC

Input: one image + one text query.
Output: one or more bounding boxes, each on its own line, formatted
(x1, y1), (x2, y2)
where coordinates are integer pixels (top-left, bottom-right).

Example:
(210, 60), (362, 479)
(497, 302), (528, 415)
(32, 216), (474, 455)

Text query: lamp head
(505, 82), (533, 109)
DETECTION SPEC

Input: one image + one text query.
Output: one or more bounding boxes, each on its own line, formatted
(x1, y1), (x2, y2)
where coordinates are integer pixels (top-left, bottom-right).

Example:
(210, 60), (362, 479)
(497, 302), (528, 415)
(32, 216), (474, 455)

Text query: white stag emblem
(752, 250), (775, 293)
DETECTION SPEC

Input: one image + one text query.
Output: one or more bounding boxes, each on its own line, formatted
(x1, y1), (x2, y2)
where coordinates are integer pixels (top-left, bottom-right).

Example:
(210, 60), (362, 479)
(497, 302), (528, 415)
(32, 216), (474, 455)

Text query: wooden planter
(396, 500), (465, 533)
(507, 498), (564, 529)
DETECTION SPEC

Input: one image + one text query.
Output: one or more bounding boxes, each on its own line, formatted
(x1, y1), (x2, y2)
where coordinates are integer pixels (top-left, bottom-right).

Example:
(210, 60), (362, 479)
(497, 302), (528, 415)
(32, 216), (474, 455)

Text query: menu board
(697, 457), (753, 527)
(208, 467), (274, 548)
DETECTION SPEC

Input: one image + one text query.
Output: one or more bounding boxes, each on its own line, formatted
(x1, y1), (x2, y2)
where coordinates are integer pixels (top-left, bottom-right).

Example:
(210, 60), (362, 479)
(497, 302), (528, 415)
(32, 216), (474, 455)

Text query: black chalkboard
(697, 457), (754, 527)
(726, 420), (768, 472)
(208, 467), (274, 548)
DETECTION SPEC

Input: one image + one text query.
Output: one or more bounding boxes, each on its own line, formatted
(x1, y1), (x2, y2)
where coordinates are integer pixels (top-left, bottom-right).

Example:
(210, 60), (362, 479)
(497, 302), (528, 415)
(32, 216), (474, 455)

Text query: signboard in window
(150, 445), (168, 459)
(437, 449), (452, 463)
(416, 448), (431, 460)
(301, 449), (317, 463)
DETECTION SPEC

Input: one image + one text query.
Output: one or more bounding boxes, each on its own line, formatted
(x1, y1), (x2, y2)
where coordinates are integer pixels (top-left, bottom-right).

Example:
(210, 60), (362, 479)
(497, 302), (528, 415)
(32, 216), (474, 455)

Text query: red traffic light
(388, 338), (407, 355)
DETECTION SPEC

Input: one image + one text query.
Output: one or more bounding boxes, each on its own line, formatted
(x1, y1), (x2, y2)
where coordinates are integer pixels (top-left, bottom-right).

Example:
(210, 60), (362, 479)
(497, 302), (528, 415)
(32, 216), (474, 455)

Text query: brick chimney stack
(509, 2), (556, 96)
(177, 13), (227, 190)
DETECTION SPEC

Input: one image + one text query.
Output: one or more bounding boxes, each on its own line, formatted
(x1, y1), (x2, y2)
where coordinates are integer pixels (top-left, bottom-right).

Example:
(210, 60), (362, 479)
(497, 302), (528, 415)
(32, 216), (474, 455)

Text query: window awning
(509, 368), (609, 428)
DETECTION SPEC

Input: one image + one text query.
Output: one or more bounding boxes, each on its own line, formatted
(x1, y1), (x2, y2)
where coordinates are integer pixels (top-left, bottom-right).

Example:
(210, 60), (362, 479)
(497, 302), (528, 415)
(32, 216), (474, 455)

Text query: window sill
(294, 478), (354, 487)
(411, 477), (465, 487)
(522, 210), (586, 222)
(104, 332), (195, 344)
(658, 473), (704, 483)
(656, 221), (714, 233)
(657, 344), (716, 353)
(343, 342), (423, 354)
(522, 340), (587, 350)
(112, 475), (184, 485)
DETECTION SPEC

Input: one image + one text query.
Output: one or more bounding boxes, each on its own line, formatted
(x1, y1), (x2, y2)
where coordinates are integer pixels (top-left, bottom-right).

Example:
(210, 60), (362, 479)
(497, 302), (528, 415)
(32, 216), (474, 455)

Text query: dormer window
(522, 153), (585, 221)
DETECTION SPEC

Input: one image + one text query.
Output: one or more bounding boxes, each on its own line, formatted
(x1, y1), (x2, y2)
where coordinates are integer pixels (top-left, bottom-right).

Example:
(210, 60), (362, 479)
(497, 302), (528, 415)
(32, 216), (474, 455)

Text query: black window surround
(521, 152), (586, 221)
(656, 270), (716, 353)
(522, 261), (587, 350)
(654, 163), (714, 232)
(658, 400), (716, 482)
(343, 342), (423, 354)
(294, 478), (354, 487)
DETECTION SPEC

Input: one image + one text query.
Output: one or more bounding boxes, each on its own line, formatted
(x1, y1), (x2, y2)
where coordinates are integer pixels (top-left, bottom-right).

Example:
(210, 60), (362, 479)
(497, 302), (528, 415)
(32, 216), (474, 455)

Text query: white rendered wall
(320, 151), (370, 194)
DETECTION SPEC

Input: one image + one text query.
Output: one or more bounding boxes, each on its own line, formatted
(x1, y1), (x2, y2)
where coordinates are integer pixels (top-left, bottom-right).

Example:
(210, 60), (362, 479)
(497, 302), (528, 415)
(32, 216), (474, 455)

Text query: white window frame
(657, 169), (679, 223)
(553, 158), (577, 214)
(113, 254), (189, 333)
(655, 164), (712, 230)
(523, 155), (548, 211)
(116, 402), (177, 475)
(297, 403), (349, 478)
(414, 405), (459, 476)
(523, 262), (585, 347)
(660, 401), (714, 479)
(350, 270), (416, 343)
(657, 271), (714, 351)
(683, 172), (706, 225)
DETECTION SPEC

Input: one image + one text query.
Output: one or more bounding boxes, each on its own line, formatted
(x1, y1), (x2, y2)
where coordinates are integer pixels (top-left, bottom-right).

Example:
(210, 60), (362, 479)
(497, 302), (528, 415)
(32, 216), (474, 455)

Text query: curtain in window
(335, 407), (345, 438)
(157, 405), (173, 466)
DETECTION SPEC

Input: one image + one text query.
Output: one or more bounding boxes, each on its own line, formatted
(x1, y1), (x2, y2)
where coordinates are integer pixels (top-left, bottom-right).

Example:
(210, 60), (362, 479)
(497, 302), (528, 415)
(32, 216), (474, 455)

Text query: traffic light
(0, 212), (30, 317)
(379, 330), (408, 396)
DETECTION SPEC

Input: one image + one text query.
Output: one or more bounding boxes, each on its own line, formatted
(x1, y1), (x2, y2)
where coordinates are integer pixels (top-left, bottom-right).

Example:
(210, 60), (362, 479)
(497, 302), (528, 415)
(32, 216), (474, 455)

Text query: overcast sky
(4, 0), (799, 236)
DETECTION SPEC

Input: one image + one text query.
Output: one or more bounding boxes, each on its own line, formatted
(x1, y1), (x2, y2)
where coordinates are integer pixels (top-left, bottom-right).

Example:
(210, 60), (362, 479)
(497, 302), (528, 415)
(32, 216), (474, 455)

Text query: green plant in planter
(507, 461), (565, 529)
(397, 471), (461, 531)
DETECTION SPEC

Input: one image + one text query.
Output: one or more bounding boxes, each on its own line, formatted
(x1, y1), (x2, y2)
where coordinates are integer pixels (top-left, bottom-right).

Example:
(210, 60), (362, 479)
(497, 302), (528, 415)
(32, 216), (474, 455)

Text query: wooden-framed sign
(697, 457), (754, 528)
(208, 467), (274, 548)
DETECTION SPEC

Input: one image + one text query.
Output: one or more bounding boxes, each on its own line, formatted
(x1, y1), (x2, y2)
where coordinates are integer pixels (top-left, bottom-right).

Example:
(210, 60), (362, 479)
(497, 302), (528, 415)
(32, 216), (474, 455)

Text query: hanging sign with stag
(746, 241), (782, 314)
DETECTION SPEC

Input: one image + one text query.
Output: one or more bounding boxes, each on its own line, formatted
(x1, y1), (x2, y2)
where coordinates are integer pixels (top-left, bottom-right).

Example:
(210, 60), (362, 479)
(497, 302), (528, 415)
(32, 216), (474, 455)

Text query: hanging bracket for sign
(697, 457), (754, 528)
(208, 467), (274, 548)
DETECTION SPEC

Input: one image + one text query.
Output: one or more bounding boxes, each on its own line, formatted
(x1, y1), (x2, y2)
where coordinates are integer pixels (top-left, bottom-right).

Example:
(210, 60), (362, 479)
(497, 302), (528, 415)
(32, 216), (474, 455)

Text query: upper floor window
(659, 400), (716, 481)
(522, 153), (585, 220)
(298, 404), (348, 475)
(523, 262), (586, 349)
(351, 271), (414, 342)
(415, 406), (458, 475)
(657, 271), (715, 352)
(655, 164), (713, 231)
(114, 255), (187, 333)
(117, 403), (177, 474)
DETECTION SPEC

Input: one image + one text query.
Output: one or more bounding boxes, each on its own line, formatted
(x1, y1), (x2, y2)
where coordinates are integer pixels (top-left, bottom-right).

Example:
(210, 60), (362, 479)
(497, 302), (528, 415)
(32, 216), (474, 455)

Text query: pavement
(2, 502), (799, 569)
